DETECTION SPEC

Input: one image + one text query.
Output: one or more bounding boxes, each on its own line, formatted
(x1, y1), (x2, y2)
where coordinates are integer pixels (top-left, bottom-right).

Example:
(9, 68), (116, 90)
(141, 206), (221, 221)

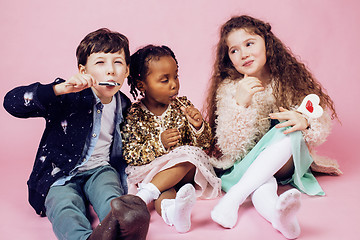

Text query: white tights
(211, 135), (301, 239)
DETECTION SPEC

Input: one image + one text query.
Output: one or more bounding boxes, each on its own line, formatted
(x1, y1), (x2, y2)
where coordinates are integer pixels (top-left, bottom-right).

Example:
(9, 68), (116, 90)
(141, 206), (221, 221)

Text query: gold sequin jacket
(122, 96), (212, 166)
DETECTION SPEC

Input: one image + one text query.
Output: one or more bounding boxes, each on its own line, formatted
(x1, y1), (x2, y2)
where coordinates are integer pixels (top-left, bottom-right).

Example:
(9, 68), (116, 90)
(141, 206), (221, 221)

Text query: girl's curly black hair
(127, 44), (178, 100)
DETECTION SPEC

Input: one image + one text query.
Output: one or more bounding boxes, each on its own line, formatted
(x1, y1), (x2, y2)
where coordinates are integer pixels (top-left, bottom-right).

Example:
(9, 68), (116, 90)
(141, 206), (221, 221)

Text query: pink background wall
(0, 0), (359, 239)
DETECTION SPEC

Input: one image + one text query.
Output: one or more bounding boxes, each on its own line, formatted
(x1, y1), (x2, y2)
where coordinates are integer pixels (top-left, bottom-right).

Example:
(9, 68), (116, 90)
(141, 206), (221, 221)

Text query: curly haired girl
(205, 15), (339, 239)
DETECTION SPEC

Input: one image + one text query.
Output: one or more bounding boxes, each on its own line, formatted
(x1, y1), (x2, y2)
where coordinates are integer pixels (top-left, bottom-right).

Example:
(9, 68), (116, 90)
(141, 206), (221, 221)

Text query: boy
(3, 28), (150, 240)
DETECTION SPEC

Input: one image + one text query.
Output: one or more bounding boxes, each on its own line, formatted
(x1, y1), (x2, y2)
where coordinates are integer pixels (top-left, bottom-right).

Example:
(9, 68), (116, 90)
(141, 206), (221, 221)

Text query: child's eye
(95, 61), (104, 64)
(246, 42), (254, 47)
(115, 61), (123, 65)
(230, 49), (238, 54)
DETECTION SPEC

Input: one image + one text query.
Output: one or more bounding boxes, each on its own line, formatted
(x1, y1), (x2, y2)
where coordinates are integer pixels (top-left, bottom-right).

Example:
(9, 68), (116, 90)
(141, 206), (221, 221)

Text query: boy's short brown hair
(76, 28), (130, 66)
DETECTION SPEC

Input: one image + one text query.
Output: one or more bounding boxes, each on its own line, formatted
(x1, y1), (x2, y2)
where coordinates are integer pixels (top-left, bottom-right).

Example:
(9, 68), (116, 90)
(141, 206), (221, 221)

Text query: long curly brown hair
(205, 15), (338, 136)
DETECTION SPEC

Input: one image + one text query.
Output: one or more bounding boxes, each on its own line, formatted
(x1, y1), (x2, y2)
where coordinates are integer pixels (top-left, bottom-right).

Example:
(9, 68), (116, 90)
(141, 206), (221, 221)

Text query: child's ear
(125, 66), (130, 78)
(136, 81), (145, 92)
(78, 64), (86, 74)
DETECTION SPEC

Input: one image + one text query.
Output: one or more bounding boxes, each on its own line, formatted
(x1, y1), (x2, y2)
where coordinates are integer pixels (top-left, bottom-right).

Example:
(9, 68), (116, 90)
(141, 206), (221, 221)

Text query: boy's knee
(45, 190), (85, 219)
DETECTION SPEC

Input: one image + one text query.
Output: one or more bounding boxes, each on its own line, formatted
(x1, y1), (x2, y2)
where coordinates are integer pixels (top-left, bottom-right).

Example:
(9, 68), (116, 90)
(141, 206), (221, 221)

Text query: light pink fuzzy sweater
(210, 79), (341, 175)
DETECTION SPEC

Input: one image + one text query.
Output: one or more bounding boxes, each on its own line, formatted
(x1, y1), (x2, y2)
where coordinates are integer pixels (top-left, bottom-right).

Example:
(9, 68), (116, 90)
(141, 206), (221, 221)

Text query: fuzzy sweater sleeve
(302, 110), (332, 148)
(301, 109), (341, 175)
(212, 80), (271, 169)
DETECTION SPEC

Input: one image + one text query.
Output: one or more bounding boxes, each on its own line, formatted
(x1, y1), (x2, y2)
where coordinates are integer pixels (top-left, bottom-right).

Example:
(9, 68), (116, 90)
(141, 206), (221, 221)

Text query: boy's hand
(270, 107), (309, 134)
(180, 106), (203, 130)
(161, 129), (181, 150)
(53, 73), (97, 96)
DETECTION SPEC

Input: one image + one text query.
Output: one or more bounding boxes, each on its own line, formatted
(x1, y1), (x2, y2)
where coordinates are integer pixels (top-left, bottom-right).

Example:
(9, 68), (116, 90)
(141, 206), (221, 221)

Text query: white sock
(161, 198), (175, 226)
(210, 191), (241, 228)
(211, 135), (292, 228)
(272, 189), (301, 239)
(252, 178), (301, 239)
(161, 184), (196, 233)
(136, 182), (161, 205)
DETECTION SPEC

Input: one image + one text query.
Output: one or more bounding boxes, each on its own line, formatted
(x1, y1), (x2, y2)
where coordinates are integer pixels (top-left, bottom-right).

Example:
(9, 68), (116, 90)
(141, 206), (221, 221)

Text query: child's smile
(227, 28), (268, 81)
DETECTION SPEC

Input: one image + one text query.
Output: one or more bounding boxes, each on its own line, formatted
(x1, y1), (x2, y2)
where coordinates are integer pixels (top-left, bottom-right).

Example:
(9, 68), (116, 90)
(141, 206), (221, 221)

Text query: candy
(297, 94), (323, 118)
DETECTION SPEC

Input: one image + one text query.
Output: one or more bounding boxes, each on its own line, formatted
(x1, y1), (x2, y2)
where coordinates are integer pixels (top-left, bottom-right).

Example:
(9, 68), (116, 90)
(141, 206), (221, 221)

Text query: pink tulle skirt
(125, 145), (221, 199)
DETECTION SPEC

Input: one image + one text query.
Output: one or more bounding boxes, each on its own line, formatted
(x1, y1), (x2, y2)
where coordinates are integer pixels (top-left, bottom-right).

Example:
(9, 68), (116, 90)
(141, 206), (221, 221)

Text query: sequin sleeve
(122, 103), (167, 166)
(175, 97), (212, 149)
(193, 120), (212, 149)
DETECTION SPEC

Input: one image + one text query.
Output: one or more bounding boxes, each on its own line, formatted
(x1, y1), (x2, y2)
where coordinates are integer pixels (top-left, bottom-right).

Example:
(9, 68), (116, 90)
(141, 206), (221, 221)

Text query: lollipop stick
(99, 82), (120, 86)
(176, 97), (187, 108)
(258, 117), (271, 122)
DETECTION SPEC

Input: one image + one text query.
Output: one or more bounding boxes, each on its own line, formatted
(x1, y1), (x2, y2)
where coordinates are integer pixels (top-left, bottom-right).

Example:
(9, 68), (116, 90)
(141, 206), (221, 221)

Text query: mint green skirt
(221, 127), (325, 196)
